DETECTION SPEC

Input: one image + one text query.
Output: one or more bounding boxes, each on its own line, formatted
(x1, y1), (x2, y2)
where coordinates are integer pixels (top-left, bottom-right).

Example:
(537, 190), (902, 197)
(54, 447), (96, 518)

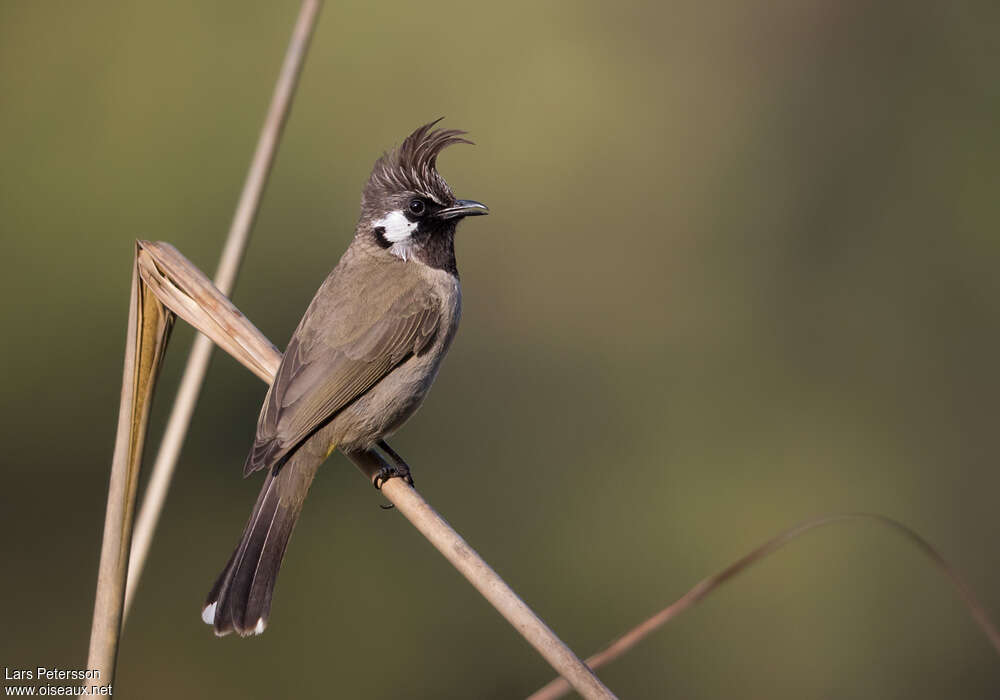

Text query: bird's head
(359, 120), (488, 272)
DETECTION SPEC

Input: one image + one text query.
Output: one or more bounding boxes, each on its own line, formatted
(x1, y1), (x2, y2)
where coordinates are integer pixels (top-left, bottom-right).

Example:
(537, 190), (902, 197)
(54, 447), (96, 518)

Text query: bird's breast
(334, 274), (461, 451)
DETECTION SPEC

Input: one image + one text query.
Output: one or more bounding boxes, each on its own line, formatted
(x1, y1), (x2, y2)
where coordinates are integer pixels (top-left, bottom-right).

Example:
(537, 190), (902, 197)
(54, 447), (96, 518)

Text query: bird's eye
(408, 198), (426, 216)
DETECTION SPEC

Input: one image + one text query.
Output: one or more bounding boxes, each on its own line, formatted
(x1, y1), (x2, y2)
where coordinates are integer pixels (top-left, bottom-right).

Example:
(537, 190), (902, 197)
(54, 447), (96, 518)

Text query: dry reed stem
(83, 249), (175, 690)
(527, 513), (1000, 700)
(123, 0), (321, 618)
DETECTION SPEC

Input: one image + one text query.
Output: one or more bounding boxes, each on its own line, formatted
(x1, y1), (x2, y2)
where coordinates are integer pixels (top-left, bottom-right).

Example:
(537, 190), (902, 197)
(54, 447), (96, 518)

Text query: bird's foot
(371, 463), (414, 490)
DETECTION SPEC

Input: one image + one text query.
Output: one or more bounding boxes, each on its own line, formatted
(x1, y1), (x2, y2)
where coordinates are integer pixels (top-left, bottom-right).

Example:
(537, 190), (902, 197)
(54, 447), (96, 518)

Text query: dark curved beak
(437, 199), (489, 220)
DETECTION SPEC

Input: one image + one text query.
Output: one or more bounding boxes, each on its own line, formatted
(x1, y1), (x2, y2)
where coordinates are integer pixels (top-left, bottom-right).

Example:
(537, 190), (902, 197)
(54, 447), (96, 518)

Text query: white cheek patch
(374, 210), (418, 243)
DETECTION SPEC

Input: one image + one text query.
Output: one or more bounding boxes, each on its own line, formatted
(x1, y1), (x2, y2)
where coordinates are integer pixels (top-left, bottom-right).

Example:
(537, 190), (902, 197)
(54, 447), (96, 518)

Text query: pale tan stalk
(85, 3), (320, 695)
(83, 248), (175, 690)
(123, 0), (321, 618)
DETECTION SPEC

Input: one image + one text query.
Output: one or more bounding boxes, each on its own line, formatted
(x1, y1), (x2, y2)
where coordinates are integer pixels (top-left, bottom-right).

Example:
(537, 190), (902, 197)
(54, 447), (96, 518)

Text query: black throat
(413, 225), (458, 277)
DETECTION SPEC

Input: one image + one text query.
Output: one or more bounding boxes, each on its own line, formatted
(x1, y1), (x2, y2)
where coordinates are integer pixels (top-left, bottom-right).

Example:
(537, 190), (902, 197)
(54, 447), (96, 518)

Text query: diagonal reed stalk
(85, 4), (321, 694)
(527, 513), (1000, 700)
(85, 4), (320, 689)
(123, 0), (322, 620)
(102, 240), (616, 699)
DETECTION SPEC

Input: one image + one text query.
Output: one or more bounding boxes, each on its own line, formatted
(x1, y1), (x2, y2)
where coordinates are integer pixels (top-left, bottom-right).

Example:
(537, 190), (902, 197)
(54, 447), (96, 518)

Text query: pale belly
(324, 345), (448, 452)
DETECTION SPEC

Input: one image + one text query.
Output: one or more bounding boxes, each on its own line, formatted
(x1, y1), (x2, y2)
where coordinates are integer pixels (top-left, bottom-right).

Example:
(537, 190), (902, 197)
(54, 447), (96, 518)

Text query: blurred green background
(1, 0), (998, 697)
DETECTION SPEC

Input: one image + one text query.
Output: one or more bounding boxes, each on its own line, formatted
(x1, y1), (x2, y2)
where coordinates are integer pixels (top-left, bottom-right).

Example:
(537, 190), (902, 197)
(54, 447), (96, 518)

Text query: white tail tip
(201, 602), (217, 625)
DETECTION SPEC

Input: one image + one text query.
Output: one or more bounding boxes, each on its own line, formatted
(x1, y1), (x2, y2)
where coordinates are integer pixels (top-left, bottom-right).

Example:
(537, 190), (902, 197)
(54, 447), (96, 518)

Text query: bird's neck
(413, 229), (459, 278)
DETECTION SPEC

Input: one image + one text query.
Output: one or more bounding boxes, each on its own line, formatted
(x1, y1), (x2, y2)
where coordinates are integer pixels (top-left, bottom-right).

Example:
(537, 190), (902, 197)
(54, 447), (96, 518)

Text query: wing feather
(243, 279), (441, 476)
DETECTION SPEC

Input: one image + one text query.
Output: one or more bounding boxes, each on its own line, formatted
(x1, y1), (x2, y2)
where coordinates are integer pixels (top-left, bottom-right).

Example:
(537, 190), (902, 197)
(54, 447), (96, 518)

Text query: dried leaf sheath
(136, 241), (280, 382)
(85, 245), (174, 685)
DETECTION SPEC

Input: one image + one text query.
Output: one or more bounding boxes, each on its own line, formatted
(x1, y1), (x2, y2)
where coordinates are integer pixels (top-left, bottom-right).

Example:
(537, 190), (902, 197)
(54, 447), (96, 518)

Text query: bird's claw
(371, 464), (414, 490)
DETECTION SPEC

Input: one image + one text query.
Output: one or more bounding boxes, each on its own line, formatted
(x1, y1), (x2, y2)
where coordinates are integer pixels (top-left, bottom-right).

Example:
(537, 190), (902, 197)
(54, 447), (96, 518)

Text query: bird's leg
(375, 439), (414, 488)
(344, 444), (413, 491)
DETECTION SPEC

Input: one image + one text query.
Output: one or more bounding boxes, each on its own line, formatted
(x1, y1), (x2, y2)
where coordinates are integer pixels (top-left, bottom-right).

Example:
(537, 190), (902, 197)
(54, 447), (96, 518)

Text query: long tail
(202, 452), (320, 636)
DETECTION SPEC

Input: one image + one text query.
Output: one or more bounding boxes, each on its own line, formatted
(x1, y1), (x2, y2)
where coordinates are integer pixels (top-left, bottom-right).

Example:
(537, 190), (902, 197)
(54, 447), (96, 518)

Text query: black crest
(363, 119), (472, 207)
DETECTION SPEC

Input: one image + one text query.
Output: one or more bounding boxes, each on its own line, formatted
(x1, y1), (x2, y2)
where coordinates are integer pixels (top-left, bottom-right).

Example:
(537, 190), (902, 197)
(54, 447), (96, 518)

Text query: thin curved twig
(527, 513), (1000, 700)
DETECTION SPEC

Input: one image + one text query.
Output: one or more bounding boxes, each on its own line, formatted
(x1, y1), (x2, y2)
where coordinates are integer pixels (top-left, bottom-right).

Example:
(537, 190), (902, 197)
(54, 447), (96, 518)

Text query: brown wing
(243, 280), (441, 476)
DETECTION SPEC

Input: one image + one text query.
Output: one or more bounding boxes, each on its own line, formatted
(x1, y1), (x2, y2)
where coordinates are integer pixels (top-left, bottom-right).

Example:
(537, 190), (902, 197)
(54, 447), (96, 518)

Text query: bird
(201, 120), (488, 637)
